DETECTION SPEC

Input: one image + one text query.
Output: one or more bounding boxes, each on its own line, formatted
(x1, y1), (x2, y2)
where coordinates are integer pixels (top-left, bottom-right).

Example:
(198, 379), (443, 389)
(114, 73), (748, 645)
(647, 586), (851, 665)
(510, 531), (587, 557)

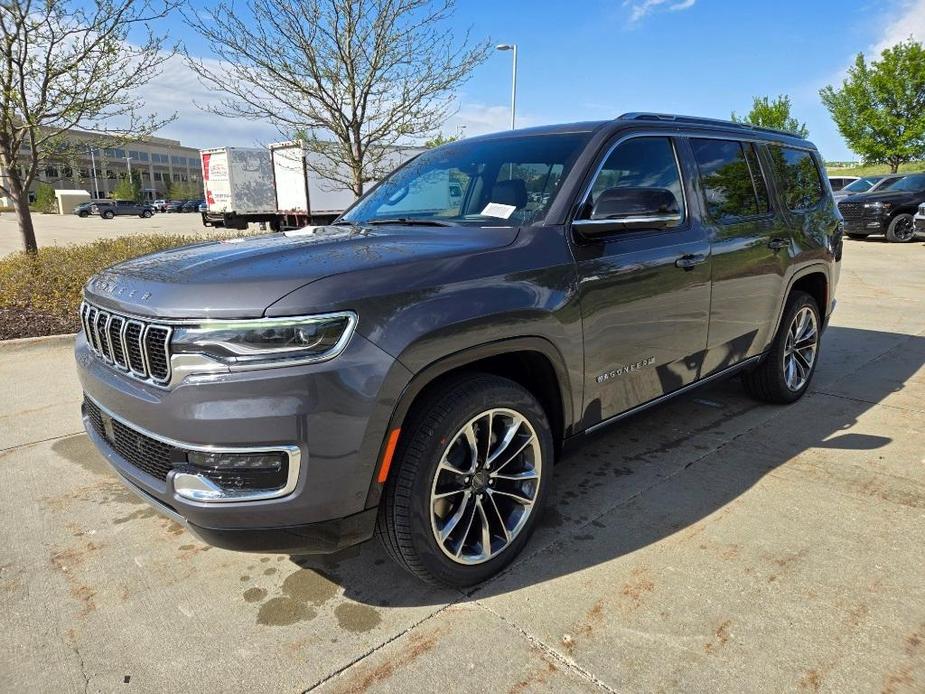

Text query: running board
(585, 355), (762, 435)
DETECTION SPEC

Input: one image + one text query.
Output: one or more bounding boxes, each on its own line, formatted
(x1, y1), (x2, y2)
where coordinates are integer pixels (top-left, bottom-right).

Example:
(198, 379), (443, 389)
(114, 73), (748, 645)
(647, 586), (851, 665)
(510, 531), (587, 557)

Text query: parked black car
(93, 200), (155, 219)
(76, 114), (841, 586)
(181, 199), (205, 213)
(73, 199), (109, 218)
(164, 200), (187, 213)
(837, 172), (925, 242)
(832, 173), (905, 201)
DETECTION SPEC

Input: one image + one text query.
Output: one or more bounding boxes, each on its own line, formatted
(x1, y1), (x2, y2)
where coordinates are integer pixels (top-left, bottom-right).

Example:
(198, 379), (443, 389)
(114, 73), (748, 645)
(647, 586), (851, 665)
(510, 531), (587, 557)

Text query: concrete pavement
(1, 237), (923, 693)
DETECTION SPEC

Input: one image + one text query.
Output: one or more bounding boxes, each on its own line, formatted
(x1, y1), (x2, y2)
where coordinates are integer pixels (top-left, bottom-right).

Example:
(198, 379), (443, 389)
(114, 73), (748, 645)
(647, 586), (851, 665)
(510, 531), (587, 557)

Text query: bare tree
(185, 0), (490, 197)
(0, 0), (178, 252)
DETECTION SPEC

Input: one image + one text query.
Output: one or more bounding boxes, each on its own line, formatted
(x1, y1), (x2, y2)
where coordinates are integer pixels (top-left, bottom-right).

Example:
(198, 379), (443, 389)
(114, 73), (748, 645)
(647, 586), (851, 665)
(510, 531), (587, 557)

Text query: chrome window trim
(84, 394), (302, 504)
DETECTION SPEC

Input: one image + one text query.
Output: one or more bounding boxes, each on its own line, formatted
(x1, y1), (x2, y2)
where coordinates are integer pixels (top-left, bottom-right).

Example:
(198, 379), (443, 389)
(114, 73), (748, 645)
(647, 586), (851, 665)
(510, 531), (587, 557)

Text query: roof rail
(617, 112), (805, 139)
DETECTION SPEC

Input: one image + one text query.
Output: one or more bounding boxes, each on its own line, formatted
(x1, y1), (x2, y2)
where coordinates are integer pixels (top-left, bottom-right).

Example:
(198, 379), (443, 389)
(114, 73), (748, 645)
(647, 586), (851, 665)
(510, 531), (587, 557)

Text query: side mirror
(573, 186), (681, 237)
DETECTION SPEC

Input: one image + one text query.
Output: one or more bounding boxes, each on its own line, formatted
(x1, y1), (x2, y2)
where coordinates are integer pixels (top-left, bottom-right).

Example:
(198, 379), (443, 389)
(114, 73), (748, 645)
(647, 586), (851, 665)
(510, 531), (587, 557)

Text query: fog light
(187, 450), (284, 471)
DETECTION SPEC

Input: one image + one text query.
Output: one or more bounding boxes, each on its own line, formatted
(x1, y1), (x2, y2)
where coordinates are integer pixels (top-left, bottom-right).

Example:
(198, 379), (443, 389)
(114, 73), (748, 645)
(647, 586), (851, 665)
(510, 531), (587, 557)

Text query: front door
(571, 135), (712, 427)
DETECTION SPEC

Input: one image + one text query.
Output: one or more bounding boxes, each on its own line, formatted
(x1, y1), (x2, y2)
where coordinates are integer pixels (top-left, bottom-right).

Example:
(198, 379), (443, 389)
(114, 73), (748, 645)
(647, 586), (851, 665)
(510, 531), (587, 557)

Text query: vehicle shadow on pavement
(289, 326), (925, 607)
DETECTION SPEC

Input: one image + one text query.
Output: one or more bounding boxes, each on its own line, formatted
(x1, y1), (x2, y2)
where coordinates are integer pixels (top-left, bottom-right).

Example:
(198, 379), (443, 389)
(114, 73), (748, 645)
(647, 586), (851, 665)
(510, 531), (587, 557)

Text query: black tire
(376, 373), (553, 587)
(885, 213), (915, 243)
(102, 210), (114, 220)
(141, 210), (152, 218)
(78, 211), (88, 218)
(846, 233), (868, 240)
(742, 291), (821, 404)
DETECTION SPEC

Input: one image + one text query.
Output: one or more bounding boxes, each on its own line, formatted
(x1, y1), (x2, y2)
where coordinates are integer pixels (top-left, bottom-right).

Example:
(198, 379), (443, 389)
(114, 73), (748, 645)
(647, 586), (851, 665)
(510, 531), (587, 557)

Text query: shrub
(30, 182), (58, 213)
(0, 232), (248, 340)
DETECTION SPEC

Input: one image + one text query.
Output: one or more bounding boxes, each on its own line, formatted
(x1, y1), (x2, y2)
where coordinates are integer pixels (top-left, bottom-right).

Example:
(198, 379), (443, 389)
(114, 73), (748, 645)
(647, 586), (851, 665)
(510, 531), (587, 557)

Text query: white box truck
(202, 142), (426, 231)
(200, 147), (277, 230)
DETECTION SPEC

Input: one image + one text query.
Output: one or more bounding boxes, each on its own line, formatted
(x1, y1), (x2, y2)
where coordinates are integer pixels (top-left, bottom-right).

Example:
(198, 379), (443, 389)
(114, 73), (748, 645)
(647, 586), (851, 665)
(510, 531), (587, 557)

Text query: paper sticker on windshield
(481, 202), (517, 219)
(284, 226), (318, 238)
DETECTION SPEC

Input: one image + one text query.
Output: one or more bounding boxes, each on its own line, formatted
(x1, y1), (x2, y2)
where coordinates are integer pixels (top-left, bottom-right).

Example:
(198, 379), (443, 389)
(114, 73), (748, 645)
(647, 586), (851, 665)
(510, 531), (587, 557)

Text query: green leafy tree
(732, 95), (809, 138)
(168, 180), (203, 199)
(30, 183), (57, 213)
(820, 40), (925, 173)
(113, 172), (142, 201)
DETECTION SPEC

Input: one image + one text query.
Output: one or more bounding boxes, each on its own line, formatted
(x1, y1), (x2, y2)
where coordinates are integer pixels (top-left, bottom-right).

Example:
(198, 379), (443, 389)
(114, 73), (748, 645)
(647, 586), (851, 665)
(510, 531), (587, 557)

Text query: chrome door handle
(675, 254), (706, 270)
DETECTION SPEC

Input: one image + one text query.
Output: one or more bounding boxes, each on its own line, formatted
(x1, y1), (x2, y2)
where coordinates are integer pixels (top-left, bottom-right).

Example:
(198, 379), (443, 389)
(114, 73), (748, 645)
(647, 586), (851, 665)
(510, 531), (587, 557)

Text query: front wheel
(742, 291), (821, 404)
(886, 213), (915, 243)
(141, 210), (152, 218)
(376, 374), (553, 587)
(102, 211), (114, 220)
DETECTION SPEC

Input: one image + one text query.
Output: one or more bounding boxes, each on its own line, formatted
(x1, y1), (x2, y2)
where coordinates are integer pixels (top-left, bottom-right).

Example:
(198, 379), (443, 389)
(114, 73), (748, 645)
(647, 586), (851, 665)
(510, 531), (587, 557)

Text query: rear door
(687, 138), (790, 374)
(571, 135), (712, 425)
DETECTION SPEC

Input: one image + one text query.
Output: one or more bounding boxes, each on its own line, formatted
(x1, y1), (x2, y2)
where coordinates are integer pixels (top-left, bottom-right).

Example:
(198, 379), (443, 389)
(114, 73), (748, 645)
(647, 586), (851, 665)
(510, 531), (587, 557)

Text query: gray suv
(94, 200), (155, 219)
(76, 114), (842, 586)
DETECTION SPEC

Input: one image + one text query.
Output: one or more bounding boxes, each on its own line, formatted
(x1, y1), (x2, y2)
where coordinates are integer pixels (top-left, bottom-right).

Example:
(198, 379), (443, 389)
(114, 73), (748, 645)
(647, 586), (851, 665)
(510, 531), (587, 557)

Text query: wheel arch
(770, 264), (830, 345)
(364, 337), (574, 508)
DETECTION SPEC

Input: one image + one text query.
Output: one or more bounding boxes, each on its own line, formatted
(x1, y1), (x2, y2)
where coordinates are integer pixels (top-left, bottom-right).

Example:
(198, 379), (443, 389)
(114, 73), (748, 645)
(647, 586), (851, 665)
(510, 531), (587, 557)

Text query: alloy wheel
(894, 216), (915, 241)
(430, 408), (542, 565)
(782, 306), (818, 391)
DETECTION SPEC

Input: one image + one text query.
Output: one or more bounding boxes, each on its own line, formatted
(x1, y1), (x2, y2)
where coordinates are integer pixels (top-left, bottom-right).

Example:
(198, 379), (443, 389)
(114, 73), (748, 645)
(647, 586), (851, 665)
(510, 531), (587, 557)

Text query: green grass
(825, 161), (925, 177)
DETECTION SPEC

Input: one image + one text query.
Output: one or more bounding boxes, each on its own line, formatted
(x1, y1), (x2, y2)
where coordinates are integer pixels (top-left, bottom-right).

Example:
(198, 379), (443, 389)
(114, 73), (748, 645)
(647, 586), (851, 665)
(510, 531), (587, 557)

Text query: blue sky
(150, 0), (925, 161)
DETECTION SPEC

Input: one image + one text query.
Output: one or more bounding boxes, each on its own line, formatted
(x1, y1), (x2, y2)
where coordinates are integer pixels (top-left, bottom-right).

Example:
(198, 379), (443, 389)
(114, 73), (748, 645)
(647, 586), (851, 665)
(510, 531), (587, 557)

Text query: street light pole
(88, 146), (100, 198)
(496, 44), (517, 130)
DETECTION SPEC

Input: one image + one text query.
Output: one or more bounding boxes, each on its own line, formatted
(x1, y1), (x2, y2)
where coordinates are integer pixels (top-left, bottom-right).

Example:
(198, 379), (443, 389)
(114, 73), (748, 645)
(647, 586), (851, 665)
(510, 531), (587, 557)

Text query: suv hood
(84, 224), (519, 319)
(840, 190), (920, 205)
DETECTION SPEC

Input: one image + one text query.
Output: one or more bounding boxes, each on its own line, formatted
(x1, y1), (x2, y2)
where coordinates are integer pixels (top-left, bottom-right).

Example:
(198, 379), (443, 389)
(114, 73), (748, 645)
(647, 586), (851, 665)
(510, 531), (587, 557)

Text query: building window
(114, 148), (126, 159)
(103, 148), (115, 157)
(180, 173), (188, 182)
(44, 166), (59, 178)
(172, 173), (180, 181)
(153, 172), (162, 181)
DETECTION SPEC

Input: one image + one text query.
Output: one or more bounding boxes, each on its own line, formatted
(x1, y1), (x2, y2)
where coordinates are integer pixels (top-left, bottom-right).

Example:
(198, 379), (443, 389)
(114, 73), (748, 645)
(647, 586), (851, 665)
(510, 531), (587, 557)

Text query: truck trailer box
(201, 147), (275, 214)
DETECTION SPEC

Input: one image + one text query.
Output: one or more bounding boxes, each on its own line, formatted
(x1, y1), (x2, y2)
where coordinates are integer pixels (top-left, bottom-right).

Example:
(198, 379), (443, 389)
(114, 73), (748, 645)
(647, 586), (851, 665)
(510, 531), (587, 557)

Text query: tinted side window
(691, 139), (763, 222)
(770, 146), (824, 211)
(584, 137), (684, 227)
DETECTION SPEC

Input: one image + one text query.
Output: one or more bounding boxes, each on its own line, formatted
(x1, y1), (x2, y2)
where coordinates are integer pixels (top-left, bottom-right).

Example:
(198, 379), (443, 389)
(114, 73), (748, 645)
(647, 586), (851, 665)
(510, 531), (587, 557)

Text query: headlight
(171, 312), (357, 368)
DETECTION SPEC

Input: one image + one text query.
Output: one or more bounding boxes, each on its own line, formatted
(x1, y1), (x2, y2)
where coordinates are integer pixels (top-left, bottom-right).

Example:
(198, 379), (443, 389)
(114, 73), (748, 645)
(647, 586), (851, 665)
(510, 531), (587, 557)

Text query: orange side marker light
(377, 429), (401, 483)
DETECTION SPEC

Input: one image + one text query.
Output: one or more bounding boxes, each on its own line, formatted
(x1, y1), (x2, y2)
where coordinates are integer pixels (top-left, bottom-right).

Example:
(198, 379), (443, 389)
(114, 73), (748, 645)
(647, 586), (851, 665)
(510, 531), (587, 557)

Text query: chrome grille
(80, 301), (172, 386)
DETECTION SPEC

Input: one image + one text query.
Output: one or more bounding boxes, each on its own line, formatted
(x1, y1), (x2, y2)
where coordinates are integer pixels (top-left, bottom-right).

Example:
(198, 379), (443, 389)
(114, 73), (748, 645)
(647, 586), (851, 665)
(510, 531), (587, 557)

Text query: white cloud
(871, 0), (925, 54)
(624, 0), (697, 23)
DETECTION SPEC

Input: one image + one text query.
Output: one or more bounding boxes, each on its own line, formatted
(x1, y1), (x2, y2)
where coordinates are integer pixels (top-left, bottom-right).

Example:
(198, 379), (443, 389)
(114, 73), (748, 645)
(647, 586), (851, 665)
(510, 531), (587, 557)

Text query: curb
(0, 332), (76, 352)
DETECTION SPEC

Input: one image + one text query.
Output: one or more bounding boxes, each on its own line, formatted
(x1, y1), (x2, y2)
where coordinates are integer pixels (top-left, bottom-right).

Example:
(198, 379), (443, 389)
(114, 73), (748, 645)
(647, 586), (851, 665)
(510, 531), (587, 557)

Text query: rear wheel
(376, 374), (552, 587)
(742, 291), (820, 404)
(886, 213), (915, 243)
(141, 210), (152, 218)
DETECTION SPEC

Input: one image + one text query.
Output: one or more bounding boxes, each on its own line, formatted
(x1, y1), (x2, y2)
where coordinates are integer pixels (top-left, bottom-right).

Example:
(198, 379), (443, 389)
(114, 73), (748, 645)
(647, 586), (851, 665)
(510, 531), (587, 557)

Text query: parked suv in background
(827, 175), (859, 191)
(93, 200), (155, 219)
(76, 114), (841, 586)
(837, 172), (925, 242)
(832, 173), (905, 201)
(73, 199), (109, 218)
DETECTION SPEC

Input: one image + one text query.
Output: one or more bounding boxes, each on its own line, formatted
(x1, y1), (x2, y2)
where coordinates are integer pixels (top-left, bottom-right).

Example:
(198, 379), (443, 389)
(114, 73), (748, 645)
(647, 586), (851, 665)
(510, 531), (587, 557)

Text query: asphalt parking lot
(0, 211), (227, 257)
(1, 237), (923, 693)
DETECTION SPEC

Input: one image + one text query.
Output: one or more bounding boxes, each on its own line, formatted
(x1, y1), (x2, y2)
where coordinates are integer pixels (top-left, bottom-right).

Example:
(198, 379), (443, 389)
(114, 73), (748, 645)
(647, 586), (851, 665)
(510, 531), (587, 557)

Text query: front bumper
(842, 215), (885, 235)
(75, 329), (411, 553)
(914, 212), (925, 235)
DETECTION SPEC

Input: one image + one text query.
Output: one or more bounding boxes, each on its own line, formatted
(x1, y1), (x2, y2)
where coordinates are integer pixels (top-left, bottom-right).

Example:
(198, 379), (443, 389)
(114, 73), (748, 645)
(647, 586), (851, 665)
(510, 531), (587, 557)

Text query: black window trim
(571, 132), (690, 237)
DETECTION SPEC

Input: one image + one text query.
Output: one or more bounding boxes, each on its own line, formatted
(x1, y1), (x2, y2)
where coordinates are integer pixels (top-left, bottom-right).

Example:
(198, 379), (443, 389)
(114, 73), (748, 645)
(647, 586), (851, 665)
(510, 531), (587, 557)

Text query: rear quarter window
(770, 146), (825, 211)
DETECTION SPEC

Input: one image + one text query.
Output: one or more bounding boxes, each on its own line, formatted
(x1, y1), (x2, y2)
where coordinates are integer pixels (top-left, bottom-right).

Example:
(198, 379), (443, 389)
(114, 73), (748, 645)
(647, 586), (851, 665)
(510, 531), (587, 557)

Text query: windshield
(842, 177), (877, 193)
(884, 174), (925, 192)
(342, 132), (592, 226)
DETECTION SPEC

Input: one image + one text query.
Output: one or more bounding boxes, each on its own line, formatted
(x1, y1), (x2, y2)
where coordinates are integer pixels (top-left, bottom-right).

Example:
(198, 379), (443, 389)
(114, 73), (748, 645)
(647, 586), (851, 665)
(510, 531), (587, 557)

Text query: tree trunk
(352, 165), (364, 199)
(890, 161), (900, 173)
(11, 179), (38, 253)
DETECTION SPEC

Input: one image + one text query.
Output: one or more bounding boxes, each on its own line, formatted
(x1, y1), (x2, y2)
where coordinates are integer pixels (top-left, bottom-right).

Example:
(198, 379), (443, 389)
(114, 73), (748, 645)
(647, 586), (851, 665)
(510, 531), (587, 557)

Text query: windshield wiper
(364, 218), (454, 227)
